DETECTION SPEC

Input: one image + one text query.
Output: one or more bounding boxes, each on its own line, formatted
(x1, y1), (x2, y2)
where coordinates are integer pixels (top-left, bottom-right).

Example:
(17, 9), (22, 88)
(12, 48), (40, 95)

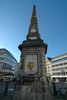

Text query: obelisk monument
(13, 5), (52, 100)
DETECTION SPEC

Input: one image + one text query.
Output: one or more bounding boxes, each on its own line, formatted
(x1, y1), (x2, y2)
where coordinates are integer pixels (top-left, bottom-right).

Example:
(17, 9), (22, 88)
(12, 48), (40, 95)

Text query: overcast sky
(0, 0), (67, 62)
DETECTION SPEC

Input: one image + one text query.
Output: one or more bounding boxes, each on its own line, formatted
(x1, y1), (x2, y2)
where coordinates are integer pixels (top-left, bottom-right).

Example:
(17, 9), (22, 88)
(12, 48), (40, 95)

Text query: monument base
(13, 78), (52, 100)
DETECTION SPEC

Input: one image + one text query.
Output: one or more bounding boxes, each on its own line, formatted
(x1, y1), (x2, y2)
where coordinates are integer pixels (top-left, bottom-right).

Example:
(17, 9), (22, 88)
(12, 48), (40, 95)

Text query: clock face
(25, 55), (37, 74)
(30, 28), (36, 32)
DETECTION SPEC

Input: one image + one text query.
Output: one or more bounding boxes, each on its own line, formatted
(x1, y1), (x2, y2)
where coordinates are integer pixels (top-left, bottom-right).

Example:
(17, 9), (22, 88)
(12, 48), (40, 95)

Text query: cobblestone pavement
(0, 95), (12, 100)
(0, 95), (65, 100)
(52, 96), (65, 100)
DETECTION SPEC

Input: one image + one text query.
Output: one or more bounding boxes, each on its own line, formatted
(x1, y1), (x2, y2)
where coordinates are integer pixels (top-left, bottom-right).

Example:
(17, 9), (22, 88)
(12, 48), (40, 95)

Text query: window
(0, 62), (3, 66)
(63, 57), (67, 61)
(57, 73), (60, 75)
(53, 73), (57, 75)
(60, 68), (64, 70)
(59, 63), (63, 66)
(58, 59), (62, 62)
(0, 52), (5, 55)
(51, 60), (58, 63)
(56, 64), (59, 66)
(65, 67), (67, 69)
(0, 57), (3, 60)
(64, 62), (67, 65)
(52, 65), (56, 67)
(56, 68), (59, 70)
(46, 64), (49, 66)
(52, 69), (55, 71)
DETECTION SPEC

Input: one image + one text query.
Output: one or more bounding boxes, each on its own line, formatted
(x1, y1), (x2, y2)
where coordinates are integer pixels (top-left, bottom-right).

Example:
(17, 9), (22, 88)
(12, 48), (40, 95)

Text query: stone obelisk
(13, 5), (52, 100)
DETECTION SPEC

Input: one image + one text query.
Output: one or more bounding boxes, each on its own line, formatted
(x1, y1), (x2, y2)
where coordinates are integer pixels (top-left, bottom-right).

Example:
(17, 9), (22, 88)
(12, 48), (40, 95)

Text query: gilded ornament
(28, 62), (35, 70)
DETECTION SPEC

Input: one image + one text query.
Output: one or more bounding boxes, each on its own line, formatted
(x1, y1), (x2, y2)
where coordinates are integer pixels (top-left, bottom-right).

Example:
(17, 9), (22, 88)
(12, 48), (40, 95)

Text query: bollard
(3, 80), (9, 96)
(53, 81), (57, 96)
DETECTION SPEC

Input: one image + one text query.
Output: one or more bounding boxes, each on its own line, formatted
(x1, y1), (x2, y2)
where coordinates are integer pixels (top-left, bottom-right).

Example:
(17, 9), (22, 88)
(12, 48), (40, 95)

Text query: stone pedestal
(13, 40), (52, 100)
(13, 78), (52, 100)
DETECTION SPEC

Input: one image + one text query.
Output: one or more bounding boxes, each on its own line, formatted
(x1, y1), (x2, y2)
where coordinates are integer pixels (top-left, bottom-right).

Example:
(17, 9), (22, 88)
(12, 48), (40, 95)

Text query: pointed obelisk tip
(33, 5), (36, 9)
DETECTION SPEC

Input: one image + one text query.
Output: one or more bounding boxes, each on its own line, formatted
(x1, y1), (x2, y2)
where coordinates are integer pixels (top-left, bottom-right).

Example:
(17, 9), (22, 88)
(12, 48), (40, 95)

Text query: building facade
(51, 52), (67, 76)
(46, 57), (52, 77)
(46, 52), (67, 81)
(0, 48), (18, 79)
